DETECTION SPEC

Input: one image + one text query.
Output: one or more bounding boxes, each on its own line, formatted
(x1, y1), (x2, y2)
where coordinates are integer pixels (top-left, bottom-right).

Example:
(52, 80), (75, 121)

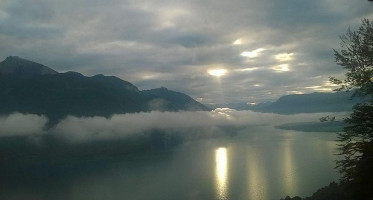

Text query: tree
(331, 18), (373, 200)
(331, 19), (373, 97)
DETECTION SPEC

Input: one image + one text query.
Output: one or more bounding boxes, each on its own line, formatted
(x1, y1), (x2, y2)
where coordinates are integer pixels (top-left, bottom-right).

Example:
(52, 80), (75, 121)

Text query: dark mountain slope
(0, 56), (57, 76)
(251, 92), (364, 114)
(0, 56), (209, 124)
(0, 71), (147, 123)
(142, 87), (209, 111)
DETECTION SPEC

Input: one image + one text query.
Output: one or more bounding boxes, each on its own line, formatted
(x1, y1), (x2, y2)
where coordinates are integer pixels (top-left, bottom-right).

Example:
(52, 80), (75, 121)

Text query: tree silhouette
(331, 18), (373, 200)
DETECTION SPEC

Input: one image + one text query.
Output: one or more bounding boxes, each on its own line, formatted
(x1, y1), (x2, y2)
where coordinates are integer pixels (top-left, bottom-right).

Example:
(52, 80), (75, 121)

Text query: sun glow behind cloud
(275, 53), (294, 62)
(304, 85), (333, 91)
(0, 0), (370, 104)
(233, 39), (242, 45)
(241, 48), (265, 58)
(236, 67), (258, 72)
(304, 81), (339, 92)
(157, 8), (190, 28)
(287, 91), (304, 94)
(272, 64), (290, 72)
(208, 69), (228, 77)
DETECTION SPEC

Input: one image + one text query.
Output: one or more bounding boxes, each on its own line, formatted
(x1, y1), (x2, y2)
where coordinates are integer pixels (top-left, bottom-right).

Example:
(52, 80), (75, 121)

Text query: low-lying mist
(0, 109), (348, 141)
(0, 113), (48, 137)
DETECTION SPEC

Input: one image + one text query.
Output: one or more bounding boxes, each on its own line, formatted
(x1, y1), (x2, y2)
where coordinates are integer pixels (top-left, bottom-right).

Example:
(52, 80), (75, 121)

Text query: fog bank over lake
(0, 125), (340, 200)
(0, 113), (48, 137)
(0, 109), (345, 200)
(0, 109), (347, 141)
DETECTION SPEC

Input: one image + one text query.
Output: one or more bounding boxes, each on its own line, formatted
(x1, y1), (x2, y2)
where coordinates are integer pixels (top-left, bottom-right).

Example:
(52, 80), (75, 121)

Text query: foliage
(331, 19), (373, 97)
(281, 182), (353, 200)
(319, 115), (335, 122)
(336, 103), (373, 199)
(332, 18), (373, 200)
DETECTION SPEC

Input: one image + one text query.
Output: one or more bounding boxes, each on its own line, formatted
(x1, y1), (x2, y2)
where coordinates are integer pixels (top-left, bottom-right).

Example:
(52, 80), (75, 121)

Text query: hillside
(252, 92), (364, 114)
(0, 56), (209, 124)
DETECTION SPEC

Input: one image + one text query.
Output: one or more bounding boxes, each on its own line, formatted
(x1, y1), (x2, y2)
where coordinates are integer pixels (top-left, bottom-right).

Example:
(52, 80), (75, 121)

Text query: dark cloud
(0, 0), (372, 104)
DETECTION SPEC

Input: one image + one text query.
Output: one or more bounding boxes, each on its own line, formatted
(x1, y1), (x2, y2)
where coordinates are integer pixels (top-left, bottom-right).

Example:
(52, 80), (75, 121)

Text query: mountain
(206, 101), (273, 110)
(0, 56), (209, 124)
(142, 87), (208, 111)
(249, 92), (365, 114)
(0, 56), (57, 76)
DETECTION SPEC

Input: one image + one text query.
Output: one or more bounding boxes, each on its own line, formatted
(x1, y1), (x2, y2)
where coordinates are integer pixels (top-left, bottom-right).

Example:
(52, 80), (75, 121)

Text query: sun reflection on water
(282, 140), (298, 196)
(247, 146), (268, 200)
(215, 147), (228, 200)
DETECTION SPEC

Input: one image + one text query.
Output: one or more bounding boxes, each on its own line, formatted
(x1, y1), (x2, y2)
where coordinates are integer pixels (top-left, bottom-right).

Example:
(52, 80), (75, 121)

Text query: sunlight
(208, 69), (227, 77)
(139, 72), (170, 80)
(2, 0), (371, 199)
(157, 8), (189, 28)
(314, 88), (333, 91)
(275, 53), (294, 62)
(233, 39), (242, 45)
(241, 48), (265, 58)
(305, 85), (333, 91)
(323, 81), (339, 88)
(305, 86), (322, 89)
(272, 64), (290, 72)
(247, 146), (268, 200)
(237, 67), (258, 72)
(211, 108), (233, 120)
(282, 140), (298, 196)
(287, 90), (304, 94)
(216, 147), (228, 200)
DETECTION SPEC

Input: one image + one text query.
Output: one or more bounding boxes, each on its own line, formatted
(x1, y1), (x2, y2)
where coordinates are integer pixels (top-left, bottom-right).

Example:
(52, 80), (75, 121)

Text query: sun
(208, 69), (227, 77)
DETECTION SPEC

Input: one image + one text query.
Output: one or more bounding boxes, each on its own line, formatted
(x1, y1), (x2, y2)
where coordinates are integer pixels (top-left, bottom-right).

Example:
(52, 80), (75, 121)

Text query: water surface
(0, 126), (339, 200)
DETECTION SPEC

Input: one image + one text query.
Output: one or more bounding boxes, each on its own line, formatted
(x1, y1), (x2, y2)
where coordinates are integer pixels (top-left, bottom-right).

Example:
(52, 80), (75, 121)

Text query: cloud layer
(0, 110), (346, 141)
(0, 113), (48, 136)
(0, 0), (372, 103)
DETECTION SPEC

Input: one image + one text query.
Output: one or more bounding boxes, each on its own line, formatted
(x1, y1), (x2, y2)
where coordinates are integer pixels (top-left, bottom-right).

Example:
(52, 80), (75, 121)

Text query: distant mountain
(142, 87), (208, 111)
(0, 56), (209, 124)
(250, 92), (365, 114)
(207, 101), (273, 111)
(276, 121), (344, 132)
(0, 56), (57, 76)
(209, 92), (366, 114)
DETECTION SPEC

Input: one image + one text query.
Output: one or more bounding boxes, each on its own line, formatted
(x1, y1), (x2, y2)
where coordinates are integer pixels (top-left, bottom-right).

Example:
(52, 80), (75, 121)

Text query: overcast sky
(0, 0), (372, 104)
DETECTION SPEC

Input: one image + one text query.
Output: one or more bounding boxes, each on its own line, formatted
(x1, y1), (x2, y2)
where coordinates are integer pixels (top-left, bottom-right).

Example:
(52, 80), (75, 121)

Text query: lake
(0, 125), (339, 200)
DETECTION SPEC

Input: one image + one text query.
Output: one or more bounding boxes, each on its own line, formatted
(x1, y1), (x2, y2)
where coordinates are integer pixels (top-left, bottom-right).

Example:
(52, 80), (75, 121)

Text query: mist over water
(0, 113), (48, 137)
(0, 110), (342, 200)
(0, 109), (346, 140)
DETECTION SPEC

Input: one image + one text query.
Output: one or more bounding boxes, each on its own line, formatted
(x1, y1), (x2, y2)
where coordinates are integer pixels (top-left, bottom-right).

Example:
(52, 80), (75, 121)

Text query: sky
(0, 0), (372, 104)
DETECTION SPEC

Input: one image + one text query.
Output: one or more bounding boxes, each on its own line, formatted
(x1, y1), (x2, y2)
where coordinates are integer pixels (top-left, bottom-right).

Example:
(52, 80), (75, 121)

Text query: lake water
(0, 125), (339, 200)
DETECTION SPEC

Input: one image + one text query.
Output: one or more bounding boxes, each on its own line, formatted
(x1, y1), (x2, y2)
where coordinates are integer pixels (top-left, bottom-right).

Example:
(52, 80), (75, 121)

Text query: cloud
(52, 109), (342, 141)
(0, 110), (347, 141)
(0, 0), (372, 103)
(0, 113), (48, 137)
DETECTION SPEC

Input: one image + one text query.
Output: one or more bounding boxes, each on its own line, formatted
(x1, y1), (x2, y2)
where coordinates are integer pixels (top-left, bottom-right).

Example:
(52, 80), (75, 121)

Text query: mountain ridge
(254, 91), (364, 114)
(0, 56), (209, 124)
(210, 91), (366, 114)
(0, 56), (58, 76)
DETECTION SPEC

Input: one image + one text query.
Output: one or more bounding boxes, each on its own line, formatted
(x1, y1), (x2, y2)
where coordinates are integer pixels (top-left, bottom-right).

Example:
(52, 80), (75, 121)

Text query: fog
(0, 113), (48, 137)
(0, 109), (347, 141)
